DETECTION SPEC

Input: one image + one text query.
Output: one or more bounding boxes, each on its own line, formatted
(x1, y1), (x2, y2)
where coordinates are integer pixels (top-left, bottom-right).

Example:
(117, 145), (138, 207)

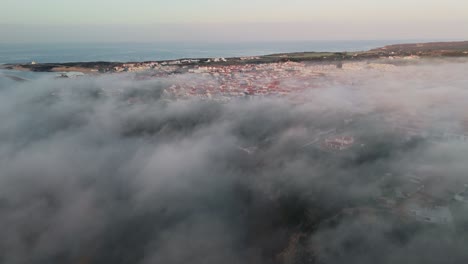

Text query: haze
(2, 60), (468, 263)
(1, 0), (468, 43)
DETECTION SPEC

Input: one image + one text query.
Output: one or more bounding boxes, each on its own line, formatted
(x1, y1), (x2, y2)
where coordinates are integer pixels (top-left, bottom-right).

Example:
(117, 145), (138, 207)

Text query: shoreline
(1, 40), (467, 74)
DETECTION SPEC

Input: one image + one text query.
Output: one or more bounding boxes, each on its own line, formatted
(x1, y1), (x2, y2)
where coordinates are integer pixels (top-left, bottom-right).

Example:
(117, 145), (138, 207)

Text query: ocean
(0, 40), (417, 64)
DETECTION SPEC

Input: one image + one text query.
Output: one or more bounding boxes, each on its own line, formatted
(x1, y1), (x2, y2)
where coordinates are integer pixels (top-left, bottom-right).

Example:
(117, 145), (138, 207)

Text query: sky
(1, 0), (468, 42)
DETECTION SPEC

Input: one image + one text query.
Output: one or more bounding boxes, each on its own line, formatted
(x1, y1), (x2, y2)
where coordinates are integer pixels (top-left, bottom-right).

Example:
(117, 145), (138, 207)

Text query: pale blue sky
(1, 0), (467, 42)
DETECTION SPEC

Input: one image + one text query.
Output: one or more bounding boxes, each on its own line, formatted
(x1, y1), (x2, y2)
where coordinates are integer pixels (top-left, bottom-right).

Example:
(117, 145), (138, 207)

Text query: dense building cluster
(160, 62), (334, 99)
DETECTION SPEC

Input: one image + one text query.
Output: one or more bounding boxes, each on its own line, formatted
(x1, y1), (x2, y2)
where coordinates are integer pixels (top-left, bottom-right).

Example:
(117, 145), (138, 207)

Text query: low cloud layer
(1, 61), (468, 264)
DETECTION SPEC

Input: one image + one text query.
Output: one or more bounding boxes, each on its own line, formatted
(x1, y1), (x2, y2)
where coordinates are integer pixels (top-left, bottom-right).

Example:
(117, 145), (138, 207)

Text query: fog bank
(1, 61), (468, 263)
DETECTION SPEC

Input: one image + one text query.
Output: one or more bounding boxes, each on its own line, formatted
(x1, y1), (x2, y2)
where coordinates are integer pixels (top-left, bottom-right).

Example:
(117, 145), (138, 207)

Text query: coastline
(1, 41), (468, 74)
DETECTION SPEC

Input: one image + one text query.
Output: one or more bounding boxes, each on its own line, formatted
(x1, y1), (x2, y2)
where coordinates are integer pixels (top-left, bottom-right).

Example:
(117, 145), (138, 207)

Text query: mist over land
(1, 58), (468, 263)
